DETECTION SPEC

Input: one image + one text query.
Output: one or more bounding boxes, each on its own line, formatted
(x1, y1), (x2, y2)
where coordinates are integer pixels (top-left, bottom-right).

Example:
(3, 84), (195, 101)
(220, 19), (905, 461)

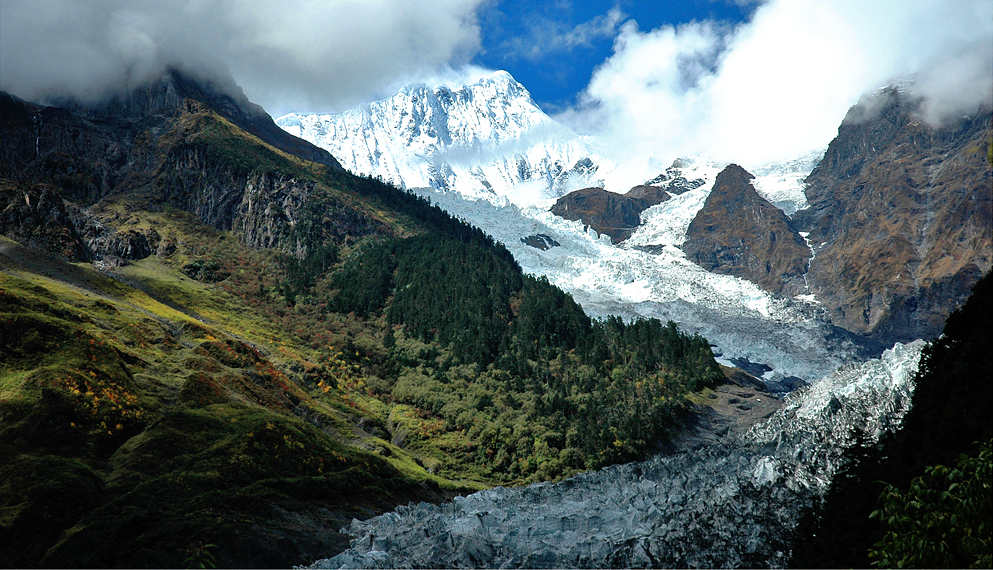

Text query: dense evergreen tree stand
(789, 271), (992, 568)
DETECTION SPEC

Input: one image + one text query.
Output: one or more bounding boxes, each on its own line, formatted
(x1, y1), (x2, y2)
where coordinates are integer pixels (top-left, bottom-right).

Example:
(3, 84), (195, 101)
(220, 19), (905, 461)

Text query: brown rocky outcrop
(794, 87), (992, 344)
(681, 164), (811, 297)
(550, 186), (670, 243)
(626, 184), (671, 207)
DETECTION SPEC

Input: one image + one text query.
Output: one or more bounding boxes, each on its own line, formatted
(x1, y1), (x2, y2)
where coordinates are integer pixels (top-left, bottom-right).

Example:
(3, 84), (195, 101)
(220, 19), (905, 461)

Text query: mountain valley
(2, 69), (729, 567)
(285, 72), (992, 568)
(1, 64), (990, 569)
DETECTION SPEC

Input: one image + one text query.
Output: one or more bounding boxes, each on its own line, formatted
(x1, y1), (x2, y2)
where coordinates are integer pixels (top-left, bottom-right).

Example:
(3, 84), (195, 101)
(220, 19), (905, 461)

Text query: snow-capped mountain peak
(277, 71), (611, 205)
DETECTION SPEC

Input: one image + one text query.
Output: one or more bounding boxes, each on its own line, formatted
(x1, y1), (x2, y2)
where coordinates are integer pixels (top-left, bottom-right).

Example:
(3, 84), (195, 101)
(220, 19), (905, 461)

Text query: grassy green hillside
(1, 86), (724, 567)
(0, 238), (462, 567)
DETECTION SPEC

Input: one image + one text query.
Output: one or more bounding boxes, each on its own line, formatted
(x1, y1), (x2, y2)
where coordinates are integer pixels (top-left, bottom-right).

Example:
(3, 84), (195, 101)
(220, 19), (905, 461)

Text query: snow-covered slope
(278, 71), (612, 205)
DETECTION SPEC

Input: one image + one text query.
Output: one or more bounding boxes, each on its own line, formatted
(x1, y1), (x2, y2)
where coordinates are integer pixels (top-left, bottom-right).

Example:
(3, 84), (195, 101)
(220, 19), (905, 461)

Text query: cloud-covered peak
(556, 0), (993, 187)
(0, 0), (487, 117)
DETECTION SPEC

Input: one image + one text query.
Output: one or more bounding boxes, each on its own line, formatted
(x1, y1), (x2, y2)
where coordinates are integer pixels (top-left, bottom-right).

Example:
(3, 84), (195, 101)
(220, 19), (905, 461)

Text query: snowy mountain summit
(278, 71), (610, 205)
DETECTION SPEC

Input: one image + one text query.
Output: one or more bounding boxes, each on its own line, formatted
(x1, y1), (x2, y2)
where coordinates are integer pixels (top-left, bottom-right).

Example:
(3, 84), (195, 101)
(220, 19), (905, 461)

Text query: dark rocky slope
(682, 164), (812, 297)
(794, 87), (992, 344)
(0, 74), (432, 567)
(1, 71), (377, 266)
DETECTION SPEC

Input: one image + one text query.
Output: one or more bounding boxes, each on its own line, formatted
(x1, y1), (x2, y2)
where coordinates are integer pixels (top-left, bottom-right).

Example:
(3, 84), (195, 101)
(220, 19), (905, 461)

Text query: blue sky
(473, 0), (750, 111)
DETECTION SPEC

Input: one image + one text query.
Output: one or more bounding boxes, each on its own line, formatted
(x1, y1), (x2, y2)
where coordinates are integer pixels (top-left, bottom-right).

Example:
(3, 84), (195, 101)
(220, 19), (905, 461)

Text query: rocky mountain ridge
(282, 70), (992, 383)
(794, 86), (992, 344)
(56, 68), (342, 170)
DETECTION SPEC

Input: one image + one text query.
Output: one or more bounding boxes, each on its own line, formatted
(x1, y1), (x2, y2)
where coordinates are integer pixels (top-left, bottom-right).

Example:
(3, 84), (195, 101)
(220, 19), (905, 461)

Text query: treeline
(263, 167), (724, 481)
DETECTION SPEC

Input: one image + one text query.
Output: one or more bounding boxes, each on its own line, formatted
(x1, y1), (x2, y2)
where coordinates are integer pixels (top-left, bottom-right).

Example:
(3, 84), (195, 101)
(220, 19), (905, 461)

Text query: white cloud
(499, 7), (627, 61)
(560, 0), (993, 190)
(0, 0), (486, 116)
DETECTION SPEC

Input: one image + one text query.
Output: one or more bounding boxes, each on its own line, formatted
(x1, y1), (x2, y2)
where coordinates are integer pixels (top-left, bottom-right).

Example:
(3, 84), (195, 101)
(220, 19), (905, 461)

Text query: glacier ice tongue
(305, 341), (924, 569)
(411, 183), (875, 383)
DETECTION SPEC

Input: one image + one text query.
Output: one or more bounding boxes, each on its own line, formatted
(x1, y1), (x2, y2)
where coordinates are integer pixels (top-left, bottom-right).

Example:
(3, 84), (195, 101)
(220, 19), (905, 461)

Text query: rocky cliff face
(0, 182), (92, 262)
(794, 87), (992, 344)
(1, 71), (378, 265)
(154, 142), (386, 252)
(550, 186), (669, 243)
(682, 164), (812, 297)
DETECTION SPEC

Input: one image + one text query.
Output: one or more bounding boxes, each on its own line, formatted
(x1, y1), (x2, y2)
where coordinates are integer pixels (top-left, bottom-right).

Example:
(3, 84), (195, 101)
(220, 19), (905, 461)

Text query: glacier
(279, 72), (862, 385)
(308, 341), (924, 569)
(749, 150), (822, 216)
